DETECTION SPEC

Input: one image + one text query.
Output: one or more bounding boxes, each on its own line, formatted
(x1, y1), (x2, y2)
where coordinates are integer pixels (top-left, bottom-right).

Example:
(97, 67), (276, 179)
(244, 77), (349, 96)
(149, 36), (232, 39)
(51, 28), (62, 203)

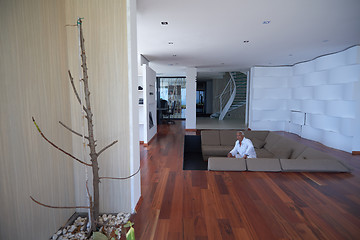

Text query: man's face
(236, 133), (244, 141)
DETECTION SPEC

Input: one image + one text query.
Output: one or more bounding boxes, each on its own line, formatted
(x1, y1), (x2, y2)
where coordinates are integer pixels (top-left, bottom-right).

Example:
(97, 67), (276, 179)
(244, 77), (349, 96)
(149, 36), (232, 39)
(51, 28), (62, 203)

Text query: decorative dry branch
(59, 120), (89, 139)
(30, 196), (90, 209)
(97, 140), (118, 157)
(99, 166), (141, 180)
(32, 117), (92, 167)
(68, 70), (82, 105)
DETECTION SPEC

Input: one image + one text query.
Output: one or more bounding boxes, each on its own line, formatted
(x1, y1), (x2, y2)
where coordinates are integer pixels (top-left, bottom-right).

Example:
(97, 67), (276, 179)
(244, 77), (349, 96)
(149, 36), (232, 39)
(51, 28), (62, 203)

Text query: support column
(186, 68), (197, 130)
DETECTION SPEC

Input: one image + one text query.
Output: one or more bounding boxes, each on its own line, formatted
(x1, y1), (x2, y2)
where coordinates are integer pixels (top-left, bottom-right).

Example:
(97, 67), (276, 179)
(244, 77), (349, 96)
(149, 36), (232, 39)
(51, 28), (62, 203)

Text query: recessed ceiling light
(168, 42), (174, 45)
(322, 40), (329, 43)
(243, 40), (249, 43)
(263, 20), (271, 24)
(161, 21), (168, 25)
(173, 54), (177, 57)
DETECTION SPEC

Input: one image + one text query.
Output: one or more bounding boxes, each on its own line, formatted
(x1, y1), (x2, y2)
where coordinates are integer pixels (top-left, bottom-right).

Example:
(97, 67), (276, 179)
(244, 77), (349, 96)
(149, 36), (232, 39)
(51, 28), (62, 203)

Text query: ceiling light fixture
(243, 40), (249, 43)
(263, 20), (271, 24)
(161, 21), (168, 25)
(173, 54), (177, 57)
(168, 42), (174, 45)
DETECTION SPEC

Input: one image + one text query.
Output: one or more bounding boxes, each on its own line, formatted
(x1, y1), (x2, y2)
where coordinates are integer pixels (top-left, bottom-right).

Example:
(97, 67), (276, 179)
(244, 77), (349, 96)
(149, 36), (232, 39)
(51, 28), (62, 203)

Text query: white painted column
(186, 68), (197, 130)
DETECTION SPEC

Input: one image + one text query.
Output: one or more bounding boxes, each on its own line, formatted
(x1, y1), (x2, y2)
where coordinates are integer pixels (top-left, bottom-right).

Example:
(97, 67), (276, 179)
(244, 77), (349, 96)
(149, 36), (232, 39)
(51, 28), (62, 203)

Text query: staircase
(211, 72), (247, 120)
(228, 72), (247, 113)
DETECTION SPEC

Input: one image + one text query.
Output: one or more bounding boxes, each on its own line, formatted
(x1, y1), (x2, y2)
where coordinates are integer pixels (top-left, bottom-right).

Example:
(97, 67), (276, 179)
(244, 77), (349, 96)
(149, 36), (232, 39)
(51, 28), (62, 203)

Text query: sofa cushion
(244, 130), (269, 141)
(246, 158), (282, 172)
(251, 137), (266, 149)
(255, 148), (275, 158)
(201, 130), (220, 146)
(296, 148), (338, 161)
(219, 130), (237, 146)
(208, 157), (247, 171)
(280, 158), (351, 172)
(201, 145), (233, 157)
(272, 147), (293, 159)
(264, 132), (282, 151)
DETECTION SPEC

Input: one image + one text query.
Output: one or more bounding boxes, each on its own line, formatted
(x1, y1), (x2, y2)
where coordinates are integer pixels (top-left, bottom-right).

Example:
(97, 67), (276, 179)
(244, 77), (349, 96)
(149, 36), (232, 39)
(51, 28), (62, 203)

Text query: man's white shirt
(229, 137), (257, 158)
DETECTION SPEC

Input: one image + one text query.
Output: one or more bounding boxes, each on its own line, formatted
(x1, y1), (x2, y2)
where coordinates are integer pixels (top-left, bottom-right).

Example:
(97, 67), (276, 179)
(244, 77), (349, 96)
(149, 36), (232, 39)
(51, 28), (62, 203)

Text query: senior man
(227, 131), (257, 159)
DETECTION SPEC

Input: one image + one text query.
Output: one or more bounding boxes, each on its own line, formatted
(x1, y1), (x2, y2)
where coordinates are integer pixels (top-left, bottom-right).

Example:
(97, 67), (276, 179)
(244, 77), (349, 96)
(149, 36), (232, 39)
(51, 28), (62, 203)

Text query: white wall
(249, 46), (360, 153)
(186, 68), (197, 129)
(65, 0), (140, 213)
(0, 0), (75, 239)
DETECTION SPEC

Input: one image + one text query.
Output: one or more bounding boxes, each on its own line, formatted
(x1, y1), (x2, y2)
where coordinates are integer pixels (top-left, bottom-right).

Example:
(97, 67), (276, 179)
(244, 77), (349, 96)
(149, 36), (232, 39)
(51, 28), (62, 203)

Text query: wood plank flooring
(132, 121), (360, 240)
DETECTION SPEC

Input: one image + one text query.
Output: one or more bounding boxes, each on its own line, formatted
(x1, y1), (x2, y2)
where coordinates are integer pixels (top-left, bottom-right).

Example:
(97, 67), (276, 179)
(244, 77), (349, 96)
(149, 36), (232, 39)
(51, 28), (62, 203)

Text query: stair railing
(219, 73), (236, 120)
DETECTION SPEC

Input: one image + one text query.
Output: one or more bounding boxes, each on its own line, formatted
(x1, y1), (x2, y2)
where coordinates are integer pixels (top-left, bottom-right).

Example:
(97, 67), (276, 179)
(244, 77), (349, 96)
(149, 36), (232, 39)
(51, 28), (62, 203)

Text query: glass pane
(159, 77), (186, 119)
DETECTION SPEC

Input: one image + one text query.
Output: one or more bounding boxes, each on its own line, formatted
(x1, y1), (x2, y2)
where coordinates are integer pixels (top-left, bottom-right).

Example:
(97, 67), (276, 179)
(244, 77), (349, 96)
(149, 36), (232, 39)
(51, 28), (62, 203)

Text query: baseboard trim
(135, 196), (143, 212)
(352, 151), (360, 155)
(185, 129), (197, 132)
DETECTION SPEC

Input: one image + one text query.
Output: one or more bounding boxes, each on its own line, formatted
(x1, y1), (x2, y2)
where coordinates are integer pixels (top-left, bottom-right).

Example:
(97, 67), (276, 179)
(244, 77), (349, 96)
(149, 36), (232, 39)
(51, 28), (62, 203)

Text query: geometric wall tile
(253, 88), (291, 99)
(301, 125), (324, 143)
(323, 131), (353, 153)
(315, 50), (346, 71)
(288, 100), (302, 111)
(340, 118), (355, 137)
(289, 123), (302, 136)
(289, 75), (304, 88)
(253, 76), (289, 88)
(252, 110), (290, 121)
(313, 84), (344, 100)
(303, 71), (327, 86)
(345, 45), (360, 65)
(252, 66), (292, 77)
(343, 82), (358, 101)
(328, 65), (360, 84)
(302, 100), (326, 114)
(293, 60), (315, 75)
(305, 114), (340, 133)
(250, 120), (287, 131)
(292, 87), (313, 100)
(252, 99), (287, 110)
(290, 111), (305, 125)
(325, 100), (356, 118)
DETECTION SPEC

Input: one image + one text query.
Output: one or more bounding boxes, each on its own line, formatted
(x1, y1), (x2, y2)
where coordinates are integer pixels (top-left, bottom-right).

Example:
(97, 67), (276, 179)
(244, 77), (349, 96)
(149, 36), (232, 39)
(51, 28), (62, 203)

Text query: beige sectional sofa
(201, 130), (351, 172)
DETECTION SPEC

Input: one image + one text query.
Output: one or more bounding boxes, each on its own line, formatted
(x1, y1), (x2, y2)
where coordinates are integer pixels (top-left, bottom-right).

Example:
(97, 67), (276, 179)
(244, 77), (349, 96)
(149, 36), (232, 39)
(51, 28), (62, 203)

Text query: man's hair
(237, 131), (244, 136)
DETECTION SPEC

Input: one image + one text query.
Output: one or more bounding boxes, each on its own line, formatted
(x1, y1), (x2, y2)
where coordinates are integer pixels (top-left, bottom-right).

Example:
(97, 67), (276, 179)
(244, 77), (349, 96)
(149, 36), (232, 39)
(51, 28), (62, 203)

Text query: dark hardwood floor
(132, 120), (360, 240)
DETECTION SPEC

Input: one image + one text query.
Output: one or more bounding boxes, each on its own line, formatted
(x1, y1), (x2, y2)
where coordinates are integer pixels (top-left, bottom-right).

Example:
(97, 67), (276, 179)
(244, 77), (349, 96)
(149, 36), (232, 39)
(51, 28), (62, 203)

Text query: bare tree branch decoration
(30, 18), (140, 236)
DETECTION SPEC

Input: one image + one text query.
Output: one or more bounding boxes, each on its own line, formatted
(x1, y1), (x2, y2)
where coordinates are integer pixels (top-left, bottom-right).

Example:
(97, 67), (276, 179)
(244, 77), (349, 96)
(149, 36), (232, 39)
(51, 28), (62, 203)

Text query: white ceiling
(137, 0), (360, 77)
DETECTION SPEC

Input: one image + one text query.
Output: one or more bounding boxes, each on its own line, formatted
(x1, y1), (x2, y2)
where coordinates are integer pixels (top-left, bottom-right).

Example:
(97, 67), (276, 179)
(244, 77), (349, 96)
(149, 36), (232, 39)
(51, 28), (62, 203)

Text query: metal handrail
(219, 73), (236, 120)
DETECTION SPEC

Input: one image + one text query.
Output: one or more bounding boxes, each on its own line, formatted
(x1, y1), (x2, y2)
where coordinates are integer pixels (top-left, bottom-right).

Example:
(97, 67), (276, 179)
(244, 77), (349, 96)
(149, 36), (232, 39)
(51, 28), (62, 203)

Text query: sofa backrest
(201, 130), (220, 146)
(266, 137), (307, 159)
(244, 130), (269, 141)
(264, 132), (282, 151)
(219, 130), (237, 146)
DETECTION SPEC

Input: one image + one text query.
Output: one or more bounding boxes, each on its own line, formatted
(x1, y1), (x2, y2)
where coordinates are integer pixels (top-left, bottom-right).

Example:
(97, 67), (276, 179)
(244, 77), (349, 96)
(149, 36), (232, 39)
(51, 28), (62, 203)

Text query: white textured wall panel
(288, 100), (302, 111)
(328, 65), (360, 84)
(345, 45), (360, 65)
(343, 82), (358, 101)
(313, 84), (344, 100)
(325, 101), (356, 118)
(315, 51), (346, 71)
(305, 114), (340, 132)
(292, 87), (313, 100)
(252, 99), (287, 110)
(289, 123), (302, 136)
(252, 66), (292, 77)
(253, 76), (289, 88)
(293, 61), (315, 75)
(290, 111), (305, 125)
(301, 100), (326, 114)
(253, 88), (291, 99)
(251, 121), (287, 131)
(340, 118), (355, 137)
(303, 71), (327, 86)
(322, 131), (353, 152)
(252, 110), (289, 121)
(302, 125), (324, 143)
(289, 76), (304, 88)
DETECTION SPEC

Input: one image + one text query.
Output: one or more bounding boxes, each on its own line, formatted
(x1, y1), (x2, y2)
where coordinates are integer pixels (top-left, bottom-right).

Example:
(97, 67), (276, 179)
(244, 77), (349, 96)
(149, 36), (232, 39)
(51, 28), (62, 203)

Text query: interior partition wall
(249, 46), (360, 153)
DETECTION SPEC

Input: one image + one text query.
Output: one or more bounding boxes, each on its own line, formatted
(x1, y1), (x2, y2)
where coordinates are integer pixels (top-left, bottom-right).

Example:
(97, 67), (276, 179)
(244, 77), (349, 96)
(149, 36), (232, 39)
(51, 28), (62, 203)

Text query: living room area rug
(183, 135), (208, 170)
